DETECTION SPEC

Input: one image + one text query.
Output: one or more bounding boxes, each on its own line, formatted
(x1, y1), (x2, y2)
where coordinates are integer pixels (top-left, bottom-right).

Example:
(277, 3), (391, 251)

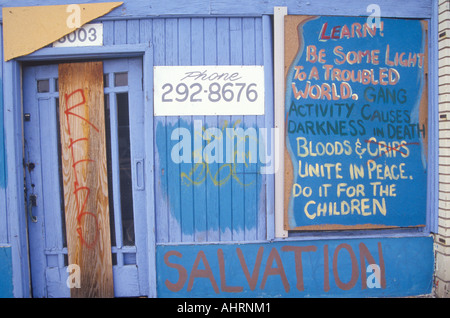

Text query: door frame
(5, 43), (156, 297)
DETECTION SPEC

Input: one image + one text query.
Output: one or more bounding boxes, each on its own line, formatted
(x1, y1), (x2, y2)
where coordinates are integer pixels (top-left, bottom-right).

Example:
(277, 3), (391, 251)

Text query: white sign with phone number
(154, 65), (265, 116)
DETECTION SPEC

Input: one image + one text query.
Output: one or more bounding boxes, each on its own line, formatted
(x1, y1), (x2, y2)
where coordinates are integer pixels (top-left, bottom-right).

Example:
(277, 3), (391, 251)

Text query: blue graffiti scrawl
(284, 16), (428, 230)
(155, 118), (264, 239)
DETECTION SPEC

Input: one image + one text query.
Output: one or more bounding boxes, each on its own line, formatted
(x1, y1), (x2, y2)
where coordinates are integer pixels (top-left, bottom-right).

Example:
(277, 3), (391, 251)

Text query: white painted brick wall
(437, 0), (450, 298)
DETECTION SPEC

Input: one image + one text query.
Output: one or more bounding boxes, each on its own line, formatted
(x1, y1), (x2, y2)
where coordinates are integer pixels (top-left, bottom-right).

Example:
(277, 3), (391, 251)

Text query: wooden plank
(430, 0), (440, 234)
(191, 18), (208, 242)
(217, 18), (232, 241)
(139, 18), (152, 43)
(39, 96), (64, 250)
(165, 19), (182, 243)
(114, 20), (127, 45)
(102, 21), (114, 46)
(127, 57), (148, 295)
(273, 7), (288, 238)
(142, 24), (157, 297)
(23, 66), (47, 297)
(0, 23), (6, 243)
(0, 25), (5, 190)
(153, 18), (169, 243)
(127, 20), (140, 44)
(178, 18), (195, 243)
(204, 18), (220, 242)
(58, 61), (114, 297)
(259, 15), (270, 241)
(230, 17), (245, 241)
(4, 59), (32, 298)
(243, 17), (258, 241)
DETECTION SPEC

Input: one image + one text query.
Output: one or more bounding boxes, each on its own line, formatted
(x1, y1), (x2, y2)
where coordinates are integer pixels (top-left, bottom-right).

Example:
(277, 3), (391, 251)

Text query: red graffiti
(64, 89), (99, 134)
(364, 139), (419, 162)
(64, 88), (99, 249)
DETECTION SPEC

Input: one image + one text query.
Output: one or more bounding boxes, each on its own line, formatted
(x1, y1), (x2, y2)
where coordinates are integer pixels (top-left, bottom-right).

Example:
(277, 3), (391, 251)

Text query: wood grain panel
(58, 61), (113, 297)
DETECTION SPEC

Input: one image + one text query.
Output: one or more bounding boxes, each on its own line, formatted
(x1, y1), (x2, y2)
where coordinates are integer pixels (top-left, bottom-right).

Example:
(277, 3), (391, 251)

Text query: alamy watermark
(66, 4), (81, 29)
(366, 264), (382, 288)
(170, 120), (280, 175)
(366, 4), (381, 29)
(66, 264), (81, 289)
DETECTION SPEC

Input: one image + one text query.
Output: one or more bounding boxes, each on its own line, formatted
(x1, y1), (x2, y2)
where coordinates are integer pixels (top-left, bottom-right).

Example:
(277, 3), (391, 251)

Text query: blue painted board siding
(6, 16), (270, 248)
(0, 76), (4, 190)
(0, 23), (4, 187)
(0, 0), (437, 297)
(0, 3), (435, 249)
(0, 23), (7, 245)
(152, 17), (270, 244)
(7, 16), (272, 250)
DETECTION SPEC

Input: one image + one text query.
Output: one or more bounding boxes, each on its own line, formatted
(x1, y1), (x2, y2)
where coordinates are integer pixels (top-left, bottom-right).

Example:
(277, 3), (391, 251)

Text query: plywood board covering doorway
(58, 61), (113, 297)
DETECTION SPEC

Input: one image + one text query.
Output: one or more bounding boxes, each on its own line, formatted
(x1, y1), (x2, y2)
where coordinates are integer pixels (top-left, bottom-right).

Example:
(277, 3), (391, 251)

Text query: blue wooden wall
(151, 17), (271, 243)
(0, 0), (437, 298)
(100, 17), (272, 244)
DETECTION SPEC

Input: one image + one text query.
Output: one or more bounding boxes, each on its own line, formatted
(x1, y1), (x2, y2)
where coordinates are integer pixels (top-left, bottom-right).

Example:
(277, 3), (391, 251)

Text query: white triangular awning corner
(2, 2), (123, 61)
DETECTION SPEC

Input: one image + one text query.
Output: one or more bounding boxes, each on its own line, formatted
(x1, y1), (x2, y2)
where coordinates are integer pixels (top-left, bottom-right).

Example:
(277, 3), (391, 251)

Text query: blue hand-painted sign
(284, 16), (428, 230)
(156, 236), (433, 297)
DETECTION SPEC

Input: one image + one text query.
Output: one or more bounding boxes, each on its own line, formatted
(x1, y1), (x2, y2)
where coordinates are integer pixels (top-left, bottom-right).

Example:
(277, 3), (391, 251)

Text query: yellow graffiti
(181, 120), (257, 187)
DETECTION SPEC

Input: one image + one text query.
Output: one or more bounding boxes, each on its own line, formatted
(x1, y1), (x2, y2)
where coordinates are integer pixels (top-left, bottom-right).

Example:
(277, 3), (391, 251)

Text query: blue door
(23, 58), (149, 297)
